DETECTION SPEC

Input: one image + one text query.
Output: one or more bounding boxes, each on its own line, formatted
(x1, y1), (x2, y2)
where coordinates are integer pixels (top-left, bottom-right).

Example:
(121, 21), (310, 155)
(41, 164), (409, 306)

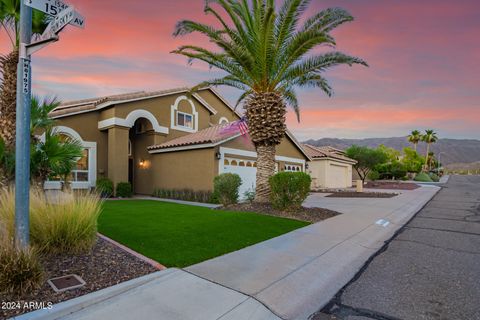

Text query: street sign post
(15, 0), (85, 249)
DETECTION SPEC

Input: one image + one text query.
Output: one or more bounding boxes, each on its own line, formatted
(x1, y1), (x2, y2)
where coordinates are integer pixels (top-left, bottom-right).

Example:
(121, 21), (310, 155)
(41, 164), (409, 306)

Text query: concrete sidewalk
(17, 186), (439, 320)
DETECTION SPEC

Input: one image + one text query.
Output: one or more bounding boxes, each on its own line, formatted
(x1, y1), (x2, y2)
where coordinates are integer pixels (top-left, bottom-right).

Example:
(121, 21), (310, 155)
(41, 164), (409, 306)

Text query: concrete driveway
(17, 186), (439, 320)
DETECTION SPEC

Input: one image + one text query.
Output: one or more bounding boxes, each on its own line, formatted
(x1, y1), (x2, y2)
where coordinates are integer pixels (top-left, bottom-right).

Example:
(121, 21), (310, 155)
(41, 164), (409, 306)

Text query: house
(47, 87), (310, 196)
(302, 144), (357, 189)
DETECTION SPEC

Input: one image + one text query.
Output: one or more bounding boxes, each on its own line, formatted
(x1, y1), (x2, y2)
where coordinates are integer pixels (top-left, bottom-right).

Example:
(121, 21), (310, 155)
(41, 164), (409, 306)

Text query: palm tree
(172, 0), (367, 201)
(421, 129), (438, 171)
(407, 129), (421, 151)
(0, 0), (46, 149)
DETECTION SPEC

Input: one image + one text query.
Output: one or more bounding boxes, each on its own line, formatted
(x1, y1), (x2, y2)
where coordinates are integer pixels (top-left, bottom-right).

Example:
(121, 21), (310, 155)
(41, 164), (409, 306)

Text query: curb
(12, 269), (179, 320)
(318, 186), (441, 318)
(97, 233), (166, 270)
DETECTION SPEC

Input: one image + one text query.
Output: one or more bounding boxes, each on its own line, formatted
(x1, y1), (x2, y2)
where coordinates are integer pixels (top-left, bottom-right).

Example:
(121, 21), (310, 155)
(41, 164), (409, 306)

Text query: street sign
(24, 0), (85, 28)
(42, 5), (75, 36)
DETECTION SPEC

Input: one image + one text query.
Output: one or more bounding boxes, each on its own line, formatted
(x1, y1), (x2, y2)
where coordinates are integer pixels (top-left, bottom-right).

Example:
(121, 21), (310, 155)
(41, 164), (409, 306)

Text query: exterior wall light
(215, 152), (222, 160)
(139, 159), (145, 167)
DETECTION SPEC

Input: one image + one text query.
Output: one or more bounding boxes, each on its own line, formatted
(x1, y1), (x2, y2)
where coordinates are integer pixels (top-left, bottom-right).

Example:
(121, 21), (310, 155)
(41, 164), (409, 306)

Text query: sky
(1, 0), (479, 140)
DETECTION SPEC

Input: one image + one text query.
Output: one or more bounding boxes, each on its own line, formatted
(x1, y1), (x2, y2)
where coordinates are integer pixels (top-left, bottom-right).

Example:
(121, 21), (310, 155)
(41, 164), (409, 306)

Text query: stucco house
(302, 144), (357, 189)
(47, 87), (310, 196)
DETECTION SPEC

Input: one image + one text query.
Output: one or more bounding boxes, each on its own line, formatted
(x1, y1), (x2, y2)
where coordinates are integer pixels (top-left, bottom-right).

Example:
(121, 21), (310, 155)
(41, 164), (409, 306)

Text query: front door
(128, 158), (134, 187)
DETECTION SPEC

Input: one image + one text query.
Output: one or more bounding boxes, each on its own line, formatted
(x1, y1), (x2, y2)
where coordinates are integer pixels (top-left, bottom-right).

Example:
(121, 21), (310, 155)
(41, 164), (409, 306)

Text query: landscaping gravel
(222, 202), (341, 223)
(364, 181), (420, 190)
(0, 237), (158, 320)
(326, 191), (397, 198)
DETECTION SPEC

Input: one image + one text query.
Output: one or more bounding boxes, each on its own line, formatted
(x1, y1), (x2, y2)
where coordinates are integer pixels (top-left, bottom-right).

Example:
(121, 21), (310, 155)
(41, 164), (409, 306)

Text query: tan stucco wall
(108, 127), (129, 189)
(54, 112), (109, 178)
(151, 148), (216, 191)
(196, 90), (240, 124)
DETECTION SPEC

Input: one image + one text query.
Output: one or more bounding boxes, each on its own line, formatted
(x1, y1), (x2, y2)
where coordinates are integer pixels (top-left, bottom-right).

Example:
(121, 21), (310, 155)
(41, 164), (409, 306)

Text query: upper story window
(177, 111), (193, 129)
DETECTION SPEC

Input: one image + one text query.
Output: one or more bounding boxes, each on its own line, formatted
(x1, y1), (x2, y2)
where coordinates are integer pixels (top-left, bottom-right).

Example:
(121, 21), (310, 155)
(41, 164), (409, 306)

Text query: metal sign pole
(15, 1), (33, 249)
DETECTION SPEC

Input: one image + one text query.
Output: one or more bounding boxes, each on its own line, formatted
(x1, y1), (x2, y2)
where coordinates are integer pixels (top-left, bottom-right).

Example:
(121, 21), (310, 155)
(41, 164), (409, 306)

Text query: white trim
(39, 126), (97, 189)
(218, 117), (229, 124)
(192, 93), (218, 115)
(148, 134), (241, 154)
(218, 147), (306, 174)
(170, 95), (198, 133)
(98, 109), (169, 134)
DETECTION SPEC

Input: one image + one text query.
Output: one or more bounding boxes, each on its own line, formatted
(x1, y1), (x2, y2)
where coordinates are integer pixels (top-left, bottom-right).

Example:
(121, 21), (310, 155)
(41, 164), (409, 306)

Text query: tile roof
(148, 123), (241, 151)
(302, 144), (356, 163)
(49, 87), (209, 118)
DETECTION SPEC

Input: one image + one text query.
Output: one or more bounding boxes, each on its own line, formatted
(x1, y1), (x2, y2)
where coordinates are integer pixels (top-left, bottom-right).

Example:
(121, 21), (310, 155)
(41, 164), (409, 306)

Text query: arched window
(224, 159), (230, 165)
(231, 160), (238, 166)
(239, 161), (245, 167)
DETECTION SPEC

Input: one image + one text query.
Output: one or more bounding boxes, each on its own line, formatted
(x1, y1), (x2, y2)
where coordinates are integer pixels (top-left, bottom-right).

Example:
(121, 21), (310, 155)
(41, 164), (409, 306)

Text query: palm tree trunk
(0, 50), (19, 150)
(425, 143), (430, 171)
(414, 143), (417, 152)
(244, 92), (286, 202)
(254, 144), (276, 202)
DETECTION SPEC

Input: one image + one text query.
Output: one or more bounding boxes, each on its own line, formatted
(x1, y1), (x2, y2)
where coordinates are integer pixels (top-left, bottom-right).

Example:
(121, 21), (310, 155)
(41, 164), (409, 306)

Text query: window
(71, 149), (89, 181)
(177, 111), (193, 129)
(285, 164), (302, 172)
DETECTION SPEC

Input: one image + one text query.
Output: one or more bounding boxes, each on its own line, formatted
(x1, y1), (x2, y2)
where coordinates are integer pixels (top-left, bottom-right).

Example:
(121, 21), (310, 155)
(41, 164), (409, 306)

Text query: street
(313, 175), (480, 320)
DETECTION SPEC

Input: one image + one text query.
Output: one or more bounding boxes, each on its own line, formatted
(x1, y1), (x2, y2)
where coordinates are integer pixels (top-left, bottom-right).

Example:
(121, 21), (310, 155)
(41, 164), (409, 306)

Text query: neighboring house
(302, 144), (357, 189)
(47, 87), (310, 196)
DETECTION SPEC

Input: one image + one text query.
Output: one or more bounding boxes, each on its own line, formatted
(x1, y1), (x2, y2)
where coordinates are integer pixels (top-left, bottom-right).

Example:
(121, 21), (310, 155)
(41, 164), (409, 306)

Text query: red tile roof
(148, 124), (240, 151)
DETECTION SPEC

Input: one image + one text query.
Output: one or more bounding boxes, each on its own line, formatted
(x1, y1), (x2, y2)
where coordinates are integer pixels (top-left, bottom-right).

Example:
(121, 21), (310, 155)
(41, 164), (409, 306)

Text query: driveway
(313, 175), (480, 320)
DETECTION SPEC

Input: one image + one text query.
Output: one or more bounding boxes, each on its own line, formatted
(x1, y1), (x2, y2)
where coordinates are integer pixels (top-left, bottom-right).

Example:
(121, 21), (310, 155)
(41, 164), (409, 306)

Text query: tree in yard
(401, 147), (424, 173)
(171, 0), (367, 202)
(0, 95), (83, 188)
(0, 0), (47, 149)
(421, 129), (438, 171)
(407, 130), (422, 151)
(345, 145), (388, 184)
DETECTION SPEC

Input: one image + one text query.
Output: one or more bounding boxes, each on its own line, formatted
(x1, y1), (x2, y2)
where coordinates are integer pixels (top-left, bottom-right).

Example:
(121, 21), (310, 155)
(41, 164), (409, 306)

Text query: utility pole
(15, 0), (33, 249)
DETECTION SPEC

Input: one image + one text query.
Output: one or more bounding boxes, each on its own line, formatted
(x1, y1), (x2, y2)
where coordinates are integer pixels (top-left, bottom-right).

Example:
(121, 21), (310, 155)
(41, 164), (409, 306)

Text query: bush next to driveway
(213, 173), (242, 205)
(98, 200), (308, 267)
(269, 172), (311, 210)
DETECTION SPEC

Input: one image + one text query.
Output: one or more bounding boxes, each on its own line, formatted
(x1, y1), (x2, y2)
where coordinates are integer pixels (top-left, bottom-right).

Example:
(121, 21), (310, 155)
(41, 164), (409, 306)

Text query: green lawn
(98, 200), (309, 268)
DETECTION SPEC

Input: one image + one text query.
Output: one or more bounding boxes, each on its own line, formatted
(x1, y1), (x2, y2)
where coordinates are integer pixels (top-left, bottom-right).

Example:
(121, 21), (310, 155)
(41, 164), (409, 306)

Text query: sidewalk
(16, 186), (439, 320)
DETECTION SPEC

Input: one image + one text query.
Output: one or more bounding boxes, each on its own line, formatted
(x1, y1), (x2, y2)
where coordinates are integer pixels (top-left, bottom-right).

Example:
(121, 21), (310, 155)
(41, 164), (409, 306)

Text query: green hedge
(213, 173), (242, 205)
(269, 172), (311, 210)
(96, 177), (113, 198)
(116, 182), (133, 198)
(153, 188), (216, 204)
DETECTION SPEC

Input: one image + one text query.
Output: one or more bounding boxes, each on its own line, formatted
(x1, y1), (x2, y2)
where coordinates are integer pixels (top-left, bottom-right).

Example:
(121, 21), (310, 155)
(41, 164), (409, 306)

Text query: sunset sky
(1, 0), (479, 140)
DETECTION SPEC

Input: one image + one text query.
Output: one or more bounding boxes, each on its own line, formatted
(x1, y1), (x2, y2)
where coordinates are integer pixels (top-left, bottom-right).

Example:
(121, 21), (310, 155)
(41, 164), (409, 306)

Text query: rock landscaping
(0, 237), (158, 319)
(222, 202), (341, 223)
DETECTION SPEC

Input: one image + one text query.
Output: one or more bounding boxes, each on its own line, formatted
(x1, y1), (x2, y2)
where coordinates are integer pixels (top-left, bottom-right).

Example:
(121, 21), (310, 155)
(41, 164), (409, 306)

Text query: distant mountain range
(303, 137), (480, 165)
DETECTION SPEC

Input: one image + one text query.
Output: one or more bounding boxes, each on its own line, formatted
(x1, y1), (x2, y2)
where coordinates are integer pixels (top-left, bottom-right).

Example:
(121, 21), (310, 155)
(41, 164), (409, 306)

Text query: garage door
(223, 158), (257, 198)
(329, 164), (347, 188)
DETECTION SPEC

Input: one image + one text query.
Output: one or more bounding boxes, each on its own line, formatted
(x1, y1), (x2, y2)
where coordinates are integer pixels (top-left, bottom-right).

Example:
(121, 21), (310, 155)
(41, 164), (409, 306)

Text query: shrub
(153, 188), (215, 203)
(0, 239), (44, 295)
(116, 182), (133, 198)
(213, 173), (242, 205)
(429, 173), (440, 182)
(96, 177), (113, 198)
(243, 188), (256, 204)
(414, 172), (433, 182)
(368, 170), (380, 181)
(0, 188), (101, 254)
(269, 172), (311, 210)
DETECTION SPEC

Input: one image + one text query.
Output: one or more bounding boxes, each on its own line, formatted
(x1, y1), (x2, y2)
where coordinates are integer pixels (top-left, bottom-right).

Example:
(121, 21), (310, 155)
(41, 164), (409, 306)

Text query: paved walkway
(313, 175), (480, 320)
(17, 186), (439, 320)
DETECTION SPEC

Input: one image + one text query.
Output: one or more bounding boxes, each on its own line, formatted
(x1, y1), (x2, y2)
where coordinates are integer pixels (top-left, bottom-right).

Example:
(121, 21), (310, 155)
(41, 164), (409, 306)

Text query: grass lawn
(98, 200), (309, 268)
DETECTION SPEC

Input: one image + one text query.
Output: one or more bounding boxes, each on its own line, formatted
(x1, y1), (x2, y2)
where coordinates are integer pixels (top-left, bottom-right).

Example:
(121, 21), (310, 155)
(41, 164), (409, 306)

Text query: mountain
(303, 137), (480, 165)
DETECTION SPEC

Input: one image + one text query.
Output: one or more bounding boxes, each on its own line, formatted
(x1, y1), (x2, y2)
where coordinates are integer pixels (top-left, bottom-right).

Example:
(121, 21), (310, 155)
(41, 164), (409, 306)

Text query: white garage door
(223, 158), (257, 198)
(329, 164), (348, 188)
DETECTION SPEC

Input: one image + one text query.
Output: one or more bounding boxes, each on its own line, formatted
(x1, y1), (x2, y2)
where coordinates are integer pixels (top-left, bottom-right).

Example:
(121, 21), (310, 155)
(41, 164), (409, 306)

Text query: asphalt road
(311, 175), (480, 320)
